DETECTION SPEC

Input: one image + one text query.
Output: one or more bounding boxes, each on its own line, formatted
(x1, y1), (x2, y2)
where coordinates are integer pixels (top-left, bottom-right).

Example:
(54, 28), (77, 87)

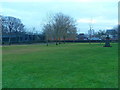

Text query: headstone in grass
(104, 35), (112, 47)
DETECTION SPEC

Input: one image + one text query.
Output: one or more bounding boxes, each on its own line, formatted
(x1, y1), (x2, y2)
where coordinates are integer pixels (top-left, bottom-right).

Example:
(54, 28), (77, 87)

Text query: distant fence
(2, 39), (118, 45)
(60, 40), (118, 43)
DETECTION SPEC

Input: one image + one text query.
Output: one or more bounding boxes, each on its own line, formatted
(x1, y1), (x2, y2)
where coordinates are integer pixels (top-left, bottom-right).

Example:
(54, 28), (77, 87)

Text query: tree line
(1, 13), (77, 45)
(0, 13), (118, 45)
(1, 15), (45, 45)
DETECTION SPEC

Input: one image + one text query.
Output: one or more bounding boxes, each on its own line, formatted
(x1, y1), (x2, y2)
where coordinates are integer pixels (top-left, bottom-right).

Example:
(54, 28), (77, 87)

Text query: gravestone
(104, 35), (112, 47)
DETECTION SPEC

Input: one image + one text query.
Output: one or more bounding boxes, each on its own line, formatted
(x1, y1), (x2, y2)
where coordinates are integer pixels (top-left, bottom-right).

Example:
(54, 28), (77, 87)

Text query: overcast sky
(0, 0), (119, 34)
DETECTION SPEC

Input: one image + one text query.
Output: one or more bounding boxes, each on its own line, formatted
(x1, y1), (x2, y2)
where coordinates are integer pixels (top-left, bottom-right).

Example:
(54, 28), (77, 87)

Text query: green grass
(2, 43), (118, 88)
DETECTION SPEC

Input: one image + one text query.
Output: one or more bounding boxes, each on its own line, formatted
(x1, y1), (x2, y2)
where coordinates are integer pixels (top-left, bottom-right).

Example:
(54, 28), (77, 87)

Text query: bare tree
(68, 25), (77, 41)
(43, 24), (53, 46)
(43, 12), (77, 45)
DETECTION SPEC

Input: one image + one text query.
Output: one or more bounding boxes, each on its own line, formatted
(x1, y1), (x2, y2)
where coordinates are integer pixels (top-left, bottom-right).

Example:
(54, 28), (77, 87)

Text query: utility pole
(88, 18), (93, 44)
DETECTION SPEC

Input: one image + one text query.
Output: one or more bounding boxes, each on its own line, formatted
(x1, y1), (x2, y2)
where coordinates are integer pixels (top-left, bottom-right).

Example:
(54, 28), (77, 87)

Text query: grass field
(2, 43), (118, 88)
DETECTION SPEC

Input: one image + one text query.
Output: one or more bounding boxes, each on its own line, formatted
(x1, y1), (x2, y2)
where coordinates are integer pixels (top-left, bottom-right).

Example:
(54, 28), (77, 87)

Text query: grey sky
(0, 0), (118, 34)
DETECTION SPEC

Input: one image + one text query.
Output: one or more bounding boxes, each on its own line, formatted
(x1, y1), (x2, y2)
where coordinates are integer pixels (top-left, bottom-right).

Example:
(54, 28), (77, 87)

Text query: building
(77, 33), (88, 40)
(2, 33), (44, 44)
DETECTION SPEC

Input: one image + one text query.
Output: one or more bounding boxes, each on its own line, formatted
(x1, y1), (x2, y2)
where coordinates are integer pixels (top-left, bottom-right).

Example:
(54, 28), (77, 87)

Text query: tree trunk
(56, 39), (58, 45)
(8, 36), (11, 45)
(56, 41), (58, 45)
(89, 40), (91, 44)
(46, 37), (49, 46)
(46, 41), (48, 46)
(63, 37), (66, 44)
(59, 37), (61, 44)
(8, 32), (12, 45)
(19, 35), (21, 44)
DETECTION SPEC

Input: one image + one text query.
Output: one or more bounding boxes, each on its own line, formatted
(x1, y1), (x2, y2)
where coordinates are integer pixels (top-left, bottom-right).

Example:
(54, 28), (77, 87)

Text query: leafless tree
(43, 24), (53, 46)
(43, 12), (77, 45)
(67, 25), (77, 41)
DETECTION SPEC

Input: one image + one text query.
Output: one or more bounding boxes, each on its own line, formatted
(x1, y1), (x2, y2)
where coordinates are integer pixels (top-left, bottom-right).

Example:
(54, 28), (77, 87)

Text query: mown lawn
(2, 43), (118, 88)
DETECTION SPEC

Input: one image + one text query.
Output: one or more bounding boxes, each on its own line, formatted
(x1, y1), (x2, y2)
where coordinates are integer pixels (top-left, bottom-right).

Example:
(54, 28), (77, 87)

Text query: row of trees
(94, 27), (118, 40)
(1, 13), (118, 45)
(1, 13), (77, 45)
(43, 13), (77, 45)
(1, 15), (46, 45)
